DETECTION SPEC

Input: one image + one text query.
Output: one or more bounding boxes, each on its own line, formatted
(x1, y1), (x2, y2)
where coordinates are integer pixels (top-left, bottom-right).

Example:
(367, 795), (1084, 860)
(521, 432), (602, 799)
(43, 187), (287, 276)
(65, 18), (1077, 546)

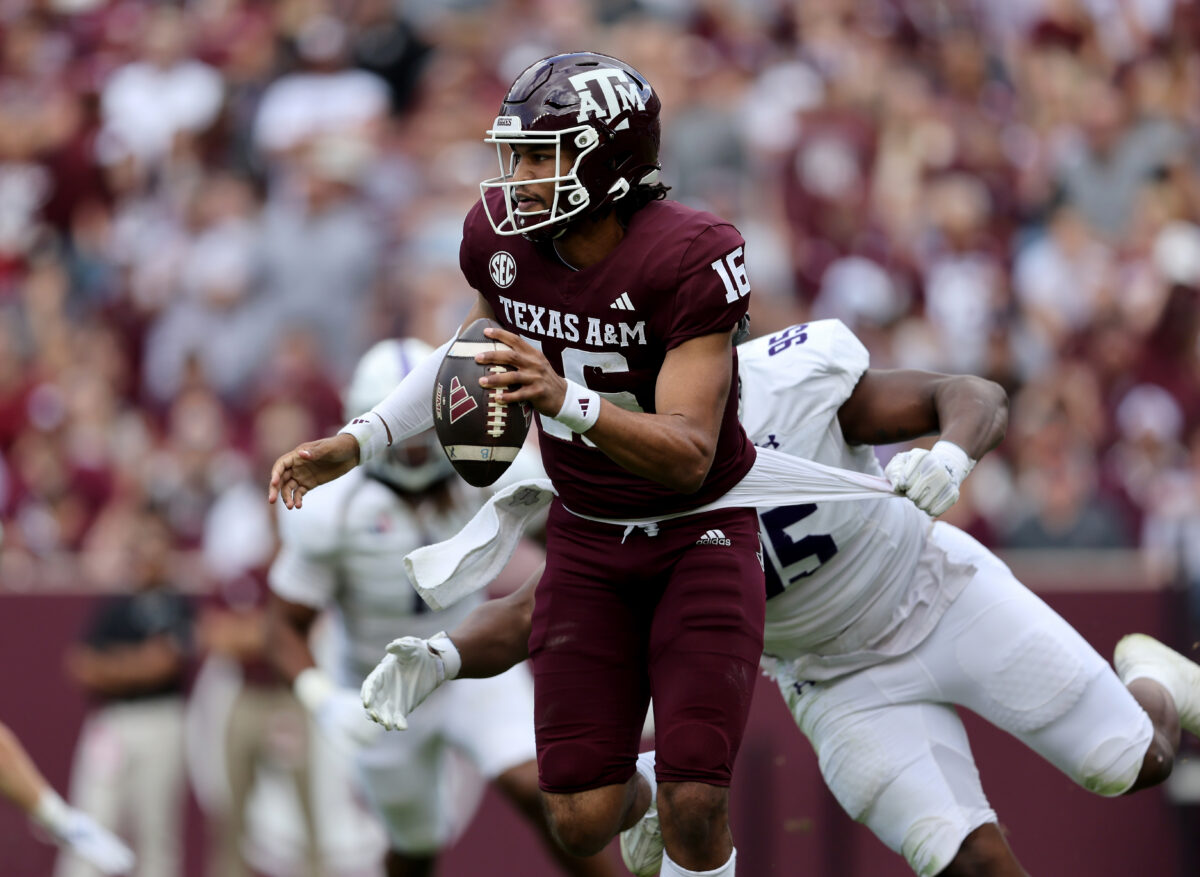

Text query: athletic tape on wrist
(553, 379), (601, 434)
(340, 412), (390, 463)
(428, 632), (462, 680)
(931, 440), (975, 483)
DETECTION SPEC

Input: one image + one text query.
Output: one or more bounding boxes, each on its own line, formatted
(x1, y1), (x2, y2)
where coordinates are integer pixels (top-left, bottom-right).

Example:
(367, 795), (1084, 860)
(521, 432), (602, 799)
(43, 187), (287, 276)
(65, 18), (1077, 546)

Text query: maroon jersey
(460, 191), (756, 519)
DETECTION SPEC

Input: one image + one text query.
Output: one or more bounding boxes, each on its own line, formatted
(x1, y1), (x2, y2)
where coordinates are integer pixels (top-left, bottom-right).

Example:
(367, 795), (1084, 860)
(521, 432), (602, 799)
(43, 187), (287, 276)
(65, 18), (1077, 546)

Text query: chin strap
(608, 177), (631, 201)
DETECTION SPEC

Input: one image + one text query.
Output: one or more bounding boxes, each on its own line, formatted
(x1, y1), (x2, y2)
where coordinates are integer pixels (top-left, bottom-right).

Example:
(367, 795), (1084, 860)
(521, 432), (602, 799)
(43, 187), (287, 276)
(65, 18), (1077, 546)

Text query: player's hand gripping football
(885, 440), (975, 517)
(475, 327), (568, 417)
(362, 632), (462, 731)
(268, 433), (360, 509)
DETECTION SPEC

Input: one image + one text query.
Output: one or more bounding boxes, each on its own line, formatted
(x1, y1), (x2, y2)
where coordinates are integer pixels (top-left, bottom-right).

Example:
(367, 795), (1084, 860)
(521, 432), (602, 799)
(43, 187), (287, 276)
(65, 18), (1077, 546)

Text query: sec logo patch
(489, 252), (516, 288)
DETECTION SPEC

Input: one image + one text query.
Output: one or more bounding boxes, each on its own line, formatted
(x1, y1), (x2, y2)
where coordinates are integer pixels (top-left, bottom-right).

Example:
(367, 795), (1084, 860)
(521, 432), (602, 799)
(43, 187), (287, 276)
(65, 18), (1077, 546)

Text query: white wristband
(340, 412), (390, 463)
(553, 380), (601, 434)
(294, 667), (335, 713)
(930, 440), (975, 484)
(428, 632), (462, 680)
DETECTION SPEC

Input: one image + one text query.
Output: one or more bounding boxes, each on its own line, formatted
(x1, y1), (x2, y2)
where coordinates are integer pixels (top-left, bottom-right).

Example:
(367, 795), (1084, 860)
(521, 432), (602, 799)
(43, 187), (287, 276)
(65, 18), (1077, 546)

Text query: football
(431, 318), (532, 487)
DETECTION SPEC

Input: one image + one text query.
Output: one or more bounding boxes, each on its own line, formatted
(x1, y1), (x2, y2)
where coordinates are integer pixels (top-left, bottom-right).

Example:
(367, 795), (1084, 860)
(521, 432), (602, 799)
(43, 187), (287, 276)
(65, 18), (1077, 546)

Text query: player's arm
(0, 721), (135, 874)
(264, 591), (382, 752)
(269, 294), (498, 509)
(837, 369), (1008, 515)
(362, 568), (540, 731)
(479, 328), (733, 493)
(0, 721), (49, 812)
(263, 592), (320, 683)
(451, 567), (537, 677)
(195, 606), (265, 662)
(837, 369), (1008, 457)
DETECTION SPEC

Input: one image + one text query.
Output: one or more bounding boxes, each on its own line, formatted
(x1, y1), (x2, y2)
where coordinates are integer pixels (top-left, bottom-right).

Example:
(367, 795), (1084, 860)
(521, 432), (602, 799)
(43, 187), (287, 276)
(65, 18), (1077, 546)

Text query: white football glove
(885, 440), (975, 517)
(33, 792), (135, 875)
(361, 632), (461, 731)
(294, 668), (383, 755)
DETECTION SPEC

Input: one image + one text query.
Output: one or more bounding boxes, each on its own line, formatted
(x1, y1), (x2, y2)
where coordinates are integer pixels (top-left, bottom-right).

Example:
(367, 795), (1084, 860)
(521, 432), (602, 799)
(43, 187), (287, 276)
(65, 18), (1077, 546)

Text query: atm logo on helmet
(569, 69), (647, 124)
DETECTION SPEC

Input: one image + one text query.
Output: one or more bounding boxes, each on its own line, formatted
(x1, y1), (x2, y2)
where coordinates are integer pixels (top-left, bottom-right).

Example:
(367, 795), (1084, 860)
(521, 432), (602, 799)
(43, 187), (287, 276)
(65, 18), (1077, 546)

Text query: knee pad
(900, 815), (975, 877)
(656, 721), (732, 785)
(538, 740), (625, 793)
(1077, 732), (1146, 797)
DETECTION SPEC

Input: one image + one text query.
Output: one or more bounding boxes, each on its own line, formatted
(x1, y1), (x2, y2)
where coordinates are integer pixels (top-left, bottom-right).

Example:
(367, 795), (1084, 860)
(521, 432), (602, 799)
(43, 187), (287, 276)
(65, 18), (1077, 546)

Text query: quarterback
(270, 52), (765, 876)
(362, 320), (1194, 877)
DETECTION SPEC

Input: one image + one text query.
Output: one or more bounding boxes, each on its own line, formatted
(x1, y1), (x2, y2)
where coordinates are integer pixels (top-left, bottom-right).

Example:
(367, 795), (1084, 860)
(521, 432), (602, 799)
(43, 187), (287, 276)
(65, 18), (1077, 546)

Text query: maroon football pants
(530, 501), (765, 793)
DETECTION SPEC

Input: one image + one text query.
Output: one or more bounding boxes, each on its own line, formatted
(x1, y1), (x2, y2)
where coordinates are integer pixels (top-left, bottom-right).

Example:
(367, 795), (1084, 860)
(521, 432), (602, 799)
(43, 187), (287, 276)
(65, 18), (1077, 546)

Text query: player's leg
(126, 699), (185, 877)
(1112, 632), (1200, 788)
(940, 825), (1026, 877)
(382, 848), (435, 877)
(919, 524), (1159, 798)
(355, 697), (482, 876)
(493, 760), (619, 875)
(268, 687), (321, 877)
(447, 664), (619, 875)
(771, 663), (1019, 877)
(530, 504), (656, 856)
(645, 507), (765, 875)
(1119, 676), (1178, 791)
(210, 689), (257, 877)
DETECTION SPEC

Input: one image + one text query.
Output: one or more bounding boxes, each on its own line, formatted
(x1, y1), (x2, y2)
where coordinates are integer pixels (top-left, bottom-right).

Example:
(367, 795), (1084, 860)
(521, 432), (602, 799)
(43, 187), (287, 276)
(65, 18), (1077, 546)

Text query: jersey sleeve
(267, 544), (337, 610)
(459, 199), (487, 293)
(662, 224), (751, 350)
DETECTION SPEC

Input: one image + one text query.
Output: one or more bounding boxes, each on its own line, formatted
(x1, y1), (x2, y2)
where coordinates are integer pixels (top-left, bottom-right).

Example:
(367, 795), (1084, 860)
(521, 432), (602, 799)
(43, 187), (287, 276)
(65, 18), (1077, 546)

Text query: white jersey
(737, 320), (973, 678)
(269, 471), (486, 683)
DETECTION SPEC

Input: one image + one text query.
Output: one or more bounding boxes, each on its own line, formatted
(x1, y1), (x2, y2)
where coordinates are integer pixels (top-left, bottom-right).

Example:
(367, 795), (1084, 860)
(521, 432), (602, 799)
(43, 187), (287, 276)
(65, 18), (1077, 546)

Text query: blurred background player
(364, 318), (1196, 877)
(55, 505), (192, 877)
(266, 338), (616, 877)
(0, 719), (134, 875)
(192, 397), (322, 877)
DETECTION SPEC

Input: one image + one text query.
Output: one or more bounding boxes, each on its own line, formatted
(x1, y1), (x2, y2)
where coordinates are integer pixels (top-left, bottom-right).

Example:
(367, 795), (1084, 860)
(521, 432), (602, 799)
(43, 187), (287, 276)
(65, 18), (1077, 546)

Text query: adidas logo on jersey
(696, 529), (731, 546)
(610, 291), (634, 311)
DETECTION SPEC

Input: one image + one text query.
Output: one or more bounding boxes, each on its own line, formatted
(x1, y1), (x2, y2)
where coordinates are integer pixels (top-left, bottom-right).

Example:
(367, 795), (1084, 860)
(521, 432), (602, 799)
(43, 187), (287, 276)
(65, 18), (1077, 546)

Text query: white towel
(406, 479), (556, 610)
(407, 447), (897, 609)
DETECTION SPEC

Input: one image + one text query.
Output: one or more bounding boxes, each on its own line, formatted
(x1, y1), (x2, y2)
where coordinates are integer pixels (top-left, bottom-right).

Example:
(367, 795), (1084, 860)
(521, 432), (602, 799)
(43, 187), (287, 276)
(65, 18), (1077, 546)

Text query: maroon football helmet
(480, 52), (662, 238)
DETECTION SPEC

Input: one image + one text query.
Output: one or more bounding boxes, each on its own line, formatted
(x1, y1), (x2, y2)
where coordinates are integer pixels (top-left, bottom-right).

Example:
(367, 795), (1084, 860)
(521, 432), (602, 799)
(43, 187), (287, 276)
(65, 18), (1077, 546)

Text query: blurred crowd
(0, 0), (1198, 607)
(0, 0), (1199, 873)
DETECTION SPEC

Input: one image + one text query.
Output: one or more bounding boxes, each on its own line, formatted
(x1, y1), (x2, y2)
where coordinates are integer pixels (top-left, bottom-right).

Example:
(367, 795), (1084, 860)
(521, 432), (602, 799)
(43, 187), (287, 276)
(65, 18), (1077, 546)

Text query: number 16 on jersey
(712, 247), (750, 304)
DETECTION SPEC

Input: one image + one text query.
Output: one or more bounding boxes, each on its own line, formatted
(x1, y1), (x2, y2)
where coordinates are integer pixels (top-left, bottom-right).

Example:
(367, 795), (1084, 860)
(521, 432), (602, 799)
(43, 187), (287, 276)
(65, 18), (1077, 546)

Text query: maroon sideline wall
(1, 562), (1197, 876)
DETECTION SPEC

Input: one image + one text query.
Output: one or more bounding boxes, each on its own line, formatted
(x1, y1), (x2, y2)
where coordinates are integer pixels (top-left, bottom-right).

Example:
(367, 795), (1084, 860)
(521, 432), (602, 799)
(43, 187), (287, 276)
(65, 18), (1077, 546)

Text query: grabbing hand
(268, 433), (360, 509)
(362, 632), (461, 731)
(885, 441), (975, 518)
(475, 326), (568, 417)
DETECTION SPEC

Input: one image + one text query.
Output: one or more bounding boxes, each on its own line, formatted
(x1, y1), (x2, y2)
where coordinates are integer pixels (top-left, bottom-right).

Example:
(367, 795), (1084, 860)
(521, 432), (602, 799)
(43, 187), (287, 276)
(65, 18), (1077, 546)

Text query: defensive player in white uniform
(265, 339), (617, 877)
(361, 321), (1197, 877)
